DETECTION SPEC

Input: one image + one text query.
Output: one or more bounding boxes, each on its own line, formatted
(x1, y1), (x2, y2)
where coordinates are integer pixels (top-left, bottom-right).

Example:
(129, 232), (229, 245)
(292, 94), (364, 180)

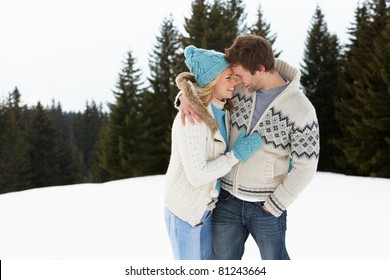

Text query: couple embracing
(164, 35), (319, 260)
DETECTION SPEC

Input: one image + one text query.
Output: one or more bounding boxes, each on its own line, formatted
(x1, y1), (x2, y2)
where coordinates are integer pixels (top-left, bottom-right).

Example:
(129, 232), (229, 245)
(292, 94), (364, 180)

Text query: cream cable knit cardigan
(165, 72), (239, 227)
(221, 59), (320, 217)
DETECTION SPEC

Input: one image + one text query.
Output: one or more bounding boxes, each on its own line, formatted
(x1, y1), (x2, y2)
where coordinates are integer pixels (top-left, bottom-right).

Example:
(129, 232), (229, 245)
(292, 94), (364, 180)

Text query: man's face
(231, 64), (260, 92)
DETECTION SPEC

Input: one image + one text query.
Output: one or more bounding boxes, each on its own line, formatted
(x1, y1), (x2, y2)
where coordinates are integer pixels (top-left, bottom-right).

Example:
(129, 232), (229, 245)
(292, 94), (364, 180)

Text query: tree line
(1, 0), (389, 194)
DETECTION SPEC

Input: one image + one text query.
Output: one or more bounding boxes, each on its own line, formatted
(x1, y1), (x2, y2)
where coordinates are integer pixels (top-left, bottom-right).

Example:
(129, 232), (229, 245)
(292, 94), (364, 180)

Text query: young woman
(164, 45), (262, 260)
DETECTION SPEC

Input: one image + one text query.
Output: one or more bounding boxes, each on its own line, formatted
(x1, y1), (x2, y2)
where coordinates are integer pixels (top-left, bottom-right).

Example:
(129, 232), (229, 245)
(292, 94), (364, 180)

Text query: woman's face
(213, 67), (237, 101)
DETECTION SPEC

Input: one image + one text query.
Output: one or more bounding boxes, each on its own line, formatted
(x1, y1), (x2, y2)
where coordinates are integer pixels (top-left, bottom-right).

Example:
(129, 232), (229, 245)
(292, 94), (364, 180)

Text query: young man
(179, 35), (320, 260)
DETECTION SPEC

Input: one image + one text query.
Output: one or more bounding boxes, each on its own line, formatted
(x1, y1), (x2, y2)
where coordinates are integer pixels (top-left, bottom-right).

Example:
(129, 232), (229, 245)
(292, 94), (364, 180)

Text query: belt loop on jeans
(194, 221), (203, 227)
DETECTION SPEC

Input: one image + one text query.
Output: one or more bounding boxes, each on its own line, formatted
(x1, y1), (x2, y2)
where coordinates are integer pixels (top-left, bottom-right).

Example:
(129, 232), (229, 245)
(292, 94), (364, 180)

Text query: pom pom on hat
(184, 45), (229, 88)
(184, 45), (197, 58)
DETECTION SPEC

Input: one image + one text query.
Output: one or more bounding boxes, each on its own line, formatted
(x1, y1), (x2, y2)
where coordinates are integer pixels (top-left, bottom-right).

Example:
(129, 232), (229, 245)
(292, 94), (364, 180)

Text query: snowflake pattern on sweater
(258, 107), (319, 159)
(231, 94), (319, 159)
(231, 93), (252, 132)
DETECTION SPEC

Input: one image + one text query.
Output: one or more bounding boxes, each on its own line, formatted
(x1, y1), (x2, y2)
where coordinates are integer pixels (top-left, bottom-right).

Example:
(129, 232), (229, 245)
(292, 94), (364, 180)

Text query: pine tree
(354, 0), (390, 177)
(182, 0), (245, 52)
(141, 15), (182, 174)
(206, 0), (246, 51)
(181, 0), (210, 49)
(223, 0), (246, 37)
(332, 1), (371, 175)
(333, 0), (390, 177)
(300, 5), (344, 172)
(249, 3), (281, 57)
(73, 101), (106, 180)
(0, 97), (31, 193)
(7, 87), (27, 131)
(93, 50), (144, 181)
(366, 4), (390, 177)
(26, 102), (78, 188)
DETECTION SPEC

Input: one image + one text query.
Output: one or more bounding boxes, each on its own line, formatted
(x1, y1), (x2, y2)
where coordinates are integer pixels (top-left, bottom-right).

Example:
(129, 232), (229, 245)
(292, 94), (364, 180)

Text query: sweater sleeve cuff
(226, 151), (240, 166)
(264, 196), (284, 217)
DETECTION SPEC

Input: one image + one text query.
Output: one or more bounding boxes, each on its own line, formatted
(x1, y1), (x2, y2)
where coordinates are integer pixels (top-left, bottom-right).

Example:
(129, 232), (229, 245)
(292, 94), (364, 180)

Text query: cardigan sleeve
(264, 111), (320, 217)
(175, 119), (239, 187)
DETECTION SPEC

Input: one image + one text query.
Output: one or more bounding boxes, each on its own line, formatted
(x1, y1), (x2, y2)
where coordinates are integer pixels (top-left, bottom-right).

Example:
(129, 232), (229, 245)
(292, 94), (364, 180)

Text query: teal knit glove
(232, 130), (262, 162)
(288, 157), (294, 173)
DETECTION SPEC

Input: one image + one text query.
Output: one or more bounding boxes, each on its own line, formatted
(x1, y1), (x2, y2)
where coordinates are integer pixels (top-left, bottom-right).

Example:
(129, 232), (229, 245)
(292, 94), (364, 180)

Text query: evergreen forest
(1, 0), (389, 194)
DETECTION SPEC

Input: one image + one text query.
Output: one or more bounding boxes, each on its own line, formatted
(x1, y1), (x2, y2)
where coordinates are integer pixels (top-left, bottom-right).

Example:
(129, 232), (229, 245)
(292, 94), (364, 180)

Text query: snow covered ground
(0, 172), (389, 260)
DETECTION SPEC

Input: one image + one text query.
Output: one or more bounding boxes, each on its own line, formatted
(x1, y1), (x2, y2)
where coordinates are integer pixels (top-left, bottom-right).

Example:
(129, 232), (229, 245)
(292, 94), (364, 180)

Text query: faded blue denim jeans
(212, 189), (290, 260)
(164, 208), (213, 260)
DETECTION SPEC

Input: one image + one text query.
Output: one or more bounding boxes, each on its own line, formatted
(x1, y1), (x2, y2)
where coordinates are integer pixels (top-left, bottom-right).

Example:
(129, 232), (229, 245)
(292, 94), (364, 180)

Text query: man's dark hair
(225, 35), (275, 74)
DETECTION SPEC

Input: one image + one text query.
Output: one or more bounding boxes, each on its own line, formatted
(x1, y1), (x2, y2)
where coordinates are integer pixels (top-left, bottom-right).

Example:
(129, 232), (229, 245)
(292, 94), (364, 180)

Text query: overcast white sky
(1, 0), (360, 112)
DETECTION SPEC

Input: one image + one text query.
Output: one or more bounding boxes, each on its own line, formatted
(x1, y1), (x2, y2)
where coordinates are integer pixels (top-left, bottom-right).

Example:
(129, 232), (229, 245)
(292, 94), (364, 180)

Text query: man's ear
(258, 65), (266, 73)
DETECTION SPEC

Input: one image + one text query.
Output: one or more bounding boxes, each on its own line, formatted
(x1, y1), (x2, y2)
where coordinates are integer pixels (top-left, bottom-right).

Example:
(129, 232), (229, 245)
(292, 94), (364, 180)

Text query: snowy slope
(0, 172), (389, 260)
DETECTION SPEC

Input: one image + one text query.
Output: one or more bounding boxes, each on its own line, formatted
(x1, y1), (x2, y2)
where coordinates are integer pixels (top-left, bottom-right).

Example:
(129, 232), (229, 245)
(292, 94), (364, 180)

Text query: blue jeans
(164, 208), (213, 260)
(212, 189), (290, 260)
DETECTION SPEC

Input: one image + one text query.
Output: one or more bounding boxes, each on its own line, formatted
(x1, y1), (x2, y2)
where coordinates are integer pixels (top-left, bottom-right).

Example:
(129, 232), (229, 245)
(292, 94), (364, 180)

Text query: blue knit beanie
(184, 45), (230, 88)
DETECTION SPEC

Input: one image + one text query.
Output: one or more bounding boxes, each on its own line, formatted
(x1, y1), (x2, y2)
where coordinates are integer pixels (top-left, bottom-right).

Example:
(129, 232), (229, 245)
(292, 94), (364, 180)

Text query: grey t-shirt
(250, 80), (290, 131)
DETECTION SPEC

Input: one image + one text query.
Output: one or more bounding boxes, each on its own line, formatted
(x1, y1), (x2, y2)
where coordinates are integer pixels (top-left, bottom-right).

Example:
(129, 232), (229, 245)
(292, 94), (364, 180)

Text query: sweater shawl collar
(274, 59), (301, 96)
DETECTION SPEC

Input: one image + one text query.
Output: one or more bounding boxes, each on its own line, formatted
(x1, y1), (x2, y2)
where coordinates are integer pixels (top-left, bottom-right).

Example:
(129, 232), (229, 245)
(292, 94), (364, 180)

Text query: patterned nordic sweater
(221, 59), (320, 217)
(165, 72), (239, 227)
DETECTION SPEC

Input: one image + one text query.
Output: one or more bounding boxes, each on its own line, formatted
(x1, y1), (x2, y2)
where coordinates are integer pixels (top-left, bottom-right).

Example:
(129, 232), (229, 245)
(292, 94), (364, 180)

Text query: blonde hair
(198, 71), (233, 110)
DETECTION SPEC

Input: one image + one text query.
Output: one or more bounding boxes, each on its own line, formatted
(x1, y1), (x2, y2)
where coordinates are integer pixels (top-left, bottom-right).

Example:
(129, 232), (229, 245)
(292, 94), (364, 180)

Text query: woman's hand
(179, 94), (202, 125)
